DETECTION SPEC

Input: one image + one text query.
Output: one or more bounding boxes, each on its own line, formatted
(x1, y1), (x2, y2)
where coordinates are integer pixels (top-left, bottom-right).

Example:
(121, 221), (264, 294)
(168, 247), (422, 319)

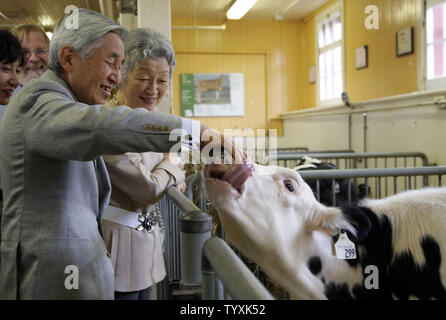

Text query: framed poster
(396, 27), (414, 57)
(180, 73), (244, 117)
(355, 45), (368, 69)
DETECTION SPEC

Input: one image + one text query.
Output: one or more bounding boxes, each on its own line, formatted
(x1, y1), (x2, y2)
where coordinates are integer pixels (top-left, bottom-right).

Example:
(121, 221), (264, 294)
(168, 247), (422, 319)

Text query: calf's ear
(307, 206), (357, 237)
(340, 207), (372, 242)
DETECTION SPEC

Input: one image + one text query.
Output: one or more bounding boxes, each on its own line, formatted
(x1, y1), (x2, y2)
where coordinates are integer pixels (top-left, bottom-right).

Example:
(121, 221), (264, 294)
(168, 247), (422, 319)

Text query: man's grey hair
(121, 28), (176, 82)
(48, 8), (127, 74)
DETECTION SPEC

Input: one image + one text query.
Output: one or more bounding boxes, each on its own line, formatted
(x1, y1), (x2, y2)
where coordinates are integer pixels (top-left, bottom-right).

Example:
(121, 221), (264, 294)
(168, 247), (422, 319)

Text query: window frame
(421, 0), (446, 90)
(315, 0), (345, 108)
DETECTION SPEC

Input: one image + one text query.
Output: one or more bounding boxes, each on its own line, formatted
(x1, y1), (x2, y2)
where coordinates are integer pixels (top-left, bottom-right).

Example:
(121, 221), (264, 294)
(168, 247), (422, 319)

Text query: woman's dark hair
(0, 29), (24, 66)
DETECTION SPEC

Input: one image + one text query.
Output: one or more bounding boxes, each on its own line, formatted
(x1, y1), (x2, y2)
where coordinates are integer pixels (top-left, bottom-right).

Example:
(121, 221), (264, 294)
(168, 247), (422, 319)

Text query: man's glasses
(23, 48), (48, 58)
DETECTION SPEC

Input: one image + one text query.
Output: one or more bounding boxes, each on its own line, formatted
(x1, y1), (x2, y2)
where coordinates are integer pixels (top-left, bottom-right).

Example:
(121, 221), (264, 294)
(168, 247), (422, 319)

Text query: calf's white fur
(204, 164), (446, 299)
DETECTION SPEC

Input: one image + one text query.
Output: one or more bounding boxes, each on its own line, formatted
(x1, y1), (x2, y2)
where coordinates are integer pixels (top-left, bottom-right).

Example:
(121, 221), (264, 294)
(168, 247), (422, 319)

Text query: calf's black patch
(298, 161), (360, 207)
(390, 236), (446, 300)
(323, 207), (446, 300)
(308, 256), (322, 275)
(326, 207), (394, 299)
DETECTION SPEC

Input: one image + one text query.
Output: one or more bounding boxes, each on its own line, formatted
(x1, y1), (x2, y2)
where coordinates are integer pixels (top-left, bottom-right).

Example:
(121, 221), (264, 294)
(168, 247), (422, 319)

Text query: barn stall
(2, 0), (446, 303)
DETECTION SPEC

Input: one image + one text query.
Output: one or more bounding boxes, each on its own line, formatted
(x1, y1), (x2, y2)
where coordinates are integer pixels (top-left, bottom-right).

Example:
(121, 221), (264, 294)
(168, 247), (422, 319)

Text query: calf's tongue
(221, 162), (255, 192)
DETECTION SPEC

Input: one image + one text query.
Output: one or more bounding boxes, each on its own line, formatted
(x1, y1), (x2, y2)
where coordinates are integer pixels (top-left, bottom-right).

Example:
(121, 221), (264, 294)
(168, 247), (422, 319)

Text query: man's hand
(200, 124), (246, 165)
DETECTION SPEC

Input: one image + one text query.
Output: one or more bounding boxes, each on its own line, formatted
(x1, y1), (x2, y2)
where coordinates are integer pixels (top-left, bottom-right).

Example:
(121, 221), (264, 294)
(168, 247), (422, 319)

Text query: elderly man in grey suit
(0, 9), (243, 300)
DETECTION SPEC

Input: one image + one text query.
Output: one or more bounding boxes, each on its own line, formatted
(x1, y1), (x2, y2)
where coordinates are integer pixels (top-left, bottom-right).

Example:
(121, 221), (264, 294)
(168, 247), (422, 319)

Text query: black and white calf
(204, 163), (446, 300)
(293, 156), (360, 207)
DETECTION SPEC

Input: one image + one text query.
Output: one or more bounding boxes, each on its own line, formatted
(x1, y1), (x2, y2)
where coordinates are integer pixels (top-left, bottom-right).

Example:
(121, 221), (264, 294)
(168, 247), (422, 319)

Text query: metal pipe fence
(157, 187), (191, 299)
(277, 148), (352, 154)
(185, 152), (431, 211)
(269, 151), (429, 170)
(185, 172), (208, 212)
(185, 171), (207, 212)
(245, 146), (352, 154)
(276, 147), (309, 152)
(299, 166), (446, 206)
(157, 185), (272, 300)
(202, 237), (274, 300)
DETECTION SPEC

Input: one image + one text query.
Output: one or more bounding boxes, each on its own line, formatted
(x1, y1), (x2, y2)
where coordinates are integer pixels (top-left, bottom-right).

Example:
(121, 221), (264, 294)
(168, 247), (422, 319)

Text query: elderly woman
(0, 9), (243, 300)
(101, 28), (186, 300)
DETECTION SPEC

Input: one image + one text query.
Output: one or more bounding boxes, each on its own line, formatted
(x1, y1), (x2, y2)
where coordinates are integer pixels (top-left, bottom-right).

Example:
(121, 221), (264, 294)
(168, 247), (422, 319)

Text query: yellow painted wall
(171, 0), (422, 119)
(299, 0), (421, 109)
(171, 18), (304, 132)
(173, 52), (267, 133)
(345, 0), (420, 103)
(300, 16), (316, 110)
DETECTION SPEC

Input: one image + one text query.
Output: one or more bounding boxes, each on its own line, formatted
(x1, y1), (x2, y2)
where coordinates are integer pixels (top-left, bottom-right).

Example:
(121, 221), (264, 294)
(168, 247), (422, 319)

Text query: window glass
(426, 2), (446, 80)
(317, 9), (343, 103)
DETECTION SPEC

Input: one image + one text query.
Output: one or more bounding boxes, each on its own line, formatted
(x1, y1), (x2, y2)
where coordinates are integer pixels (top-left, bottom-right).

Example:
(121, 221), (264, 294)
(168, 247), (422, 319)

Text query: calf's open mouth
(204, 161), (255, 193)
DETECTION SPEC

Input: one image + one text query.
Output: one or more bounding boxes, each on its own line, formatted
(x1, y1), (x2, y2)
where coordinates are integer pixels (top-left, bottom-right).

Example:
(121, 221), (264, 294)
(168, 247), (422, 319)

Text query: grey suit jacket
(0, 69), (183, 299)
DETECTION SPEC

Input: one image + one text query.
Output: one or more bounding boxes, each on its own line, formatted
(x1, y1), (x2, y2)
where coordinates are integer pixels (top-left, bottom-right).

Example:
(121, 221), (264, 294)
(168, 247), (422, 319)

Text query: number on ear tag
(334, 232), (357, 260)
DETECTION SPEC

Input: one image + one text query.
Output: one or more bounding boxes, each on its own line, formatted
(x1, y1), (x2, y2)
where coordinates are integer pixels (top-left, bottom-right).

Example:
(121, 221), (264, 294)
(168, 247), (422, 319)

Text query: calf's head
(203, 163), (355, 265)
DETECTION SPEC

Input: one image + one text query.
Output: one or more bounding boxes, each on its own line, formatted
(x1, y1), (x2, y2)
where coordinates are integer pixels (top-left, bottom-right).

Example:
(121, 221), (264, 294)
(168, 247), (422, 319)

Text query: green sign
(180, 73), (194, 117)
(180, 73), (244, 117)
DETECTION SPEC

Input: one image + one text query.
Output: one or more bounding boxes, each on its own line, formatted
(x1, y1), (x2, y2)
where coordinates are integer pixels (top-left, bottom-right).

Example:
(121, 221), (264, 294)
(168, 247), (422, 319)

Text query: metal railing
(269, 151), (429, 170)
(185, 172), (208, 212)
(184, 152), (431, 211)
(202, 237), (274, 300)
(185, 172), (207, 212)
(299, 166), (446, 206)
(185, 165), (446, 212)
(277, 148), (352, 154)
(157, 187), (193, 298)
(157, 185), (272, 300)
(276, 147), (309, 152)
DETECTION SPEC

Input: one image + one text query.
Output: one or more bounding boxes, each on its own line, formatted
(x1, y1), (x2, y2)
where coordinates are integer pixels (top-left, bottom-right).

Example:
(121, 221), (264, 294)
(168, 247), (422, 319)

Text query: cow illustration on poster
(194, 74), (230, 104)
(180, 73), (244, 117)
(180, 73), (245, 117)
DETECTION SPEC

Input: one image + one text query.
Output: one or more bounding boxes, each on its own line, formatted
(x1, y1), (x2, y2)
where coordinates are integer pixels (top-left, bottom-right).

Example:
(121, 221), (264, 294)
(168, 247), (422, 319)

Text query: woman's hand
(176, 182), (186, 193)
(163, 153), (184, 170)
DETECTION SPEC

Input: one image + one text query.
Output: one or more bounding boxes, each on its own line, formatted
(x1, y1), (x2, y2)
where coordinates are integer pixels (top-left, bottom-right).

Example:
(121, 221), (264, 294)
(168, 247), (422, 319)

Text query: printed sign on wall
(180, 73), (244, 117)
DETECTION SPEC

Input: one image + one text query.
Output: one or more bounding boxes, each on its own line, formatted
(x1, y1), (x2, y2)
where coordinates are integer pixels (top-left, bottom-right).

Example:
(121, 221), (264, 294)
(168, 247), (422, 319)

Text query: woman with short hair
(0, 29), (23, 253)
(101, 28), (186, 300)
(0, 30), (23, 106)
